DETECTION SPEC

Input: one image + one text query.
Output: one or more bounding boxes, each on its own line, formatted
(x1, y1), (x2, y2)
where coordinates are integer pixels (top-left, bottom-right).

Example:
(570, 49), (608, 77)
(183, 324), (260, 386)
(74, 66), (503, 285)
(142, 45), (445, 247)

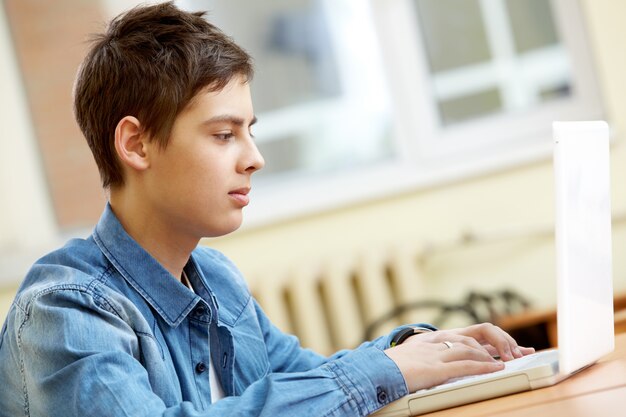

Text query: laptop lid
(553, 121), (614, 374)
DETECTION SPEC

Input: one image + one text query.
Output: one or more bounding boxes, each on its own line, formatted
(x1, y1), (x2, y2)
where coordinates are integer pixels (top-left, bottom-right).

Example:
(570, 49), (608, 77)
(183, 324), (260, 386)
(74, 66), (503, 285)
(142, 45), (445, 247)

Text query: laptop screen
(553, 121), (614, 374)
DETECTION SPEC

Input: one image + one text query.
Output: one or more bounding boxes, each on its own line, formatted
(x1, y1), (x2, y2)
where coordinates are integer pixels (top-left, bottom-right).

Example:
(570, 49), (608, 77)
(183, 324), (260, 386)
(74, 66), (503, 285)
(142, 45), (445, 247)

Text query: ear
(114, 116), (150, 172)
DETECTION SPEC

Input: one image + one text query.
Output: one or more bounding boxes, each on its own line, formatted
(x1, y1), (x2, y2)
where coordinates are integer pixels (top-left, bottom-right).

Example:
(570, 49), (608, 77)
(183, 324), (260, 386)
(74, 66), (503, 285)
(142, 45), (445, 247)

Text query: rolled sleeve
(327, 346), (408, 416)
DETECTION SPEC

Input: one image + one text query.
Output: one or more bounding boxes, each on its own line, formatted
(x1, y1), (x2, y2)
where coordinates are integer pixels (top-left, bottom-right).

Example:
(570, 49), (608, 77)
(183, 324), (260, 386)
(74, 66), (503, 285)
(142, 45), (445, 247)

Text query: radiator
(249, 243), (429, 355)
(245, 218), (569, 355)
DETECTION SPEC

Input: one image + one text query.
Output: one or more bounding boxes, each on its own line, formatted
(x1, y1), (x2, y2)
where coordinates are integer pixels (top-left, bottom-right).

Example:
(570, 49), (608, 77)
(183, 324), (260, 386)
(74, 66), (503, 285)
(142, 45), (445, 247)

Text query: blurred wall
(2, 0), (626, 324)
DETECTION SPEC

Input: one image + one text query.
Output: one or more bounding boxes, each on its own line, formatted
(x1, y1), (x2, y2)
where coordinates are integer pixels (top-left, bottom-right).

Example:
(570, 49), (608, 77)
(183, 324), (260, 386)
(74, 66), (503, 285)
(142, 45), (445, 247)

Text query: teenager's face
(145, 76), (264, 239)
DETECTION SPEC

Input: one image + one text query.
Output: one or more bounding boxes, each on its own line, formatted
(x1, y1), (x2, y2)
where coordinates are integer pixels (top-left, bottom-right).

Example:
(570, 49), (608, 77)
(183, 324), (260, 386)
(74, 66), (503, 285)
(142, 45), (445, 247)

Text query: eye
(214, 132), (234, 141)
(249, 117), (258, 139)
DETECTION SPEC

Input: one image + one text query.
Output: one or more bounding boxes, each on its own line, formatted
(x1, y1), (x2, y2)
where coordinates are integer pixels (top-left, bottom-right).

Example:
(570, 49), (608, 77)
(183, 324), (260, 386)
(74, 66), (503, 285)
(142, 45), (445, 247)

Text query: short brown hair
(73, 2), (253, 188)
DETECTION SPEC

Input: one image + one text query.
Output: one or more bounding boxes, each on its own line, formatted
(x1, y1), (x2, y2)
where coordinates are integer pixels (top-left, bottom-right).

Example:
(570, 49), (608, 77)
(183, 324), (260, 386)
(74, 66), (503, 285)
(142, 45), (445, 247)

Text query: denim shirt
(0, 205), (424, 417)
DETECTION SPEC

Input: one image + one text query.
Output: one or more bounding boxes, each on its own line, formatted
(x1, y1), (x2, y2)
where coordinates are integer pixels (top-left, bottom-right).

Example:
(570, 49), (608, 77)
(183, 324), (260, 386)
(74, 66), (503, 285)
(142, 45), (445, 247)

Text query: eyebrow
(203, 115), (257, 127)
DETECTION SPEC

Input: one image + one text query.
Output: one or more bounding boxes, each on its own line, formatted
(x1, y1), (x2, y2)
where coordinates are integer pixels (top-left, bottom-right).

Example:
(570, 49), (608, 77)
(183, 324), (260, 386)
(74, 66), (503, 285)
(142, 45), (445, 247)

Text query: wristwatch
(390, 326), (435, 347)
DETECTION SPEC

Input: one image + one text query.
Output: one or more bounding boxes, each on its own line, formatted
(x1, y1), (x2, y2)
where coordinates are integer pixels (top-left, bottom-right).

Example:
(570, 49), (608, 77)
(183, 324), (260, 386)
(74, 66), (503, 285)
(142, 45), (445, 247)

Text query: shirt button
(377, 387), (388, 404)
(194, 305), (207, 317)
(195, 362), (207, 373)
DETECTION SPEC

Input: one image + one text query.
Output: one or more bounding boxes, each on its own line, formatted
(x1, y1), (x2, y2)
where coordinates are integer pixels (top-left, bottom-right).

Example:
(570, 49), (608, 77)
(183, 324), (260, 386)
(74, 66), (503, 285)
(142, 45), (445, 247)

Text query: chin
(206, 218), (243, 238)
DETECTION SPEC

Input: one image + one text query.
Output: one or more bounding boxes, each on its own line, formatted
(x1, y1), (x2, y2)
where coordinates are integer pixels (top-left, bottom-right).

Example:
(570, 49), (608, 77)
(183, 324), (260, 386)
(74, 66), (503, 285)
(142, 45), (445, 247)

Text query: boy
(0, 3), (532, 416)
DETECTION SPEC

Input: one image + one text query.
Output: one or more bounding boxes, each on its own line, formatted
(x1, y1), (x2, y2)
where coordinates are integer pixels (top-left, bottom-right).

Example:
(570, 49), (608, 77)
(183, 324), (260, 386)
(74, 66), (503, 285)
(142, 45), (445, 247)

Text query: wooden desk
(422, 332), (626, 417)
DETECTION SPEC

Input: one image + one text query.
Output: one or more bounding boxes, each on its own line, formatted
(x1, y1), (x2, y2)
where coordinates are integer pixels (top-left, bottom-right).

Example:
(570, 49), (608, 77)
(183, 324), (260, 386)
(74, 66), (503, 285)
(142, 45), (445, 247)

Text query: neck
(109, 188), (198, 281)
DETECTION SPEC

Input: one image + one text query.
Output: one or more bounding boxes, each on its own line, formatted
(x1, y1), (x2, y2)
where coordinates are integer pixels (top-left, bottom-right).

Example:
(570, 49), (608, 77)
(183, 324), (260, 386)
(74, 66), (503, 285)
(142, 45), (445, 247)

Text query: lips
(228, 187), (250, 207)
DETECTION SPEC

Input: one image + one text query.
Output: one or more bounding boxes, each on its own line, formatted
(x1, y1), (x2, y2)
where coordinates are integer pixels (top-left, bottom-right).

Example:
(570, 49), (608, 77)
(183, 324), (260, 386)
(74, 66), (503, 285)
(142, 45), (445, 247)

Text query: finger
(408, 331), (488, 356)
(491, 327), (538, 359)
(500, 332), (528, 360)
(472, 323), (519, 361)
(440, 341), (498, 363)
(519, 346), (535, 355)
(501, 330), (526, 359)
(442, 359), (505, 382)
(432, 333), (490, 354)
(482, 344), (499, 357)
(484, 344), (535, 359)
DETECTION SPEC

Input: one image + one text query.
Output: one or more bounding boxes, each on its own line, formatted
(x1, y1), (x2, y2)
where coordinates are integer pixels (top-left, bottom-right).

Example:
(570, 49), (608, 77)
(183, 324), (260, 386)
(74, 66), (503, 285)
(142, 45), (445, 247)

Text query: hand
(384, 323), (535, 392)
(442, 323), (535, 361)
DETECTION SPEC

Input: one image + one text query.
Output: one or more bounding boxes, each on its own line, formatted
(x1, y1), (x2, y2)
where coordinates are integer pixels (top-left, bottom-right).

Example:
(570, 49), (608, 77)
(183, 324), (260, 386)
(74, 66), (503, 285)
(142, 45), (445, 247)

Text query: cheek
(182, 162), (229, 209)
(171, 151), (217, 185)
(152, 145), (229, 203)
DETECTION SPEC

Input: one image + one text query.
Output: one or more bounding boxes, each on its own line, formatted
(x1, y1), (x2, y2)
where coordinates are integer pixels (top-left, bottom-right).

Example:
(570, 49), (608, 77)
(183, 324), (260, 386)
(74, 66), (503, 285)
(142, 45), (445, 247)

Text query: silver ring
(443, 341), (453, 349)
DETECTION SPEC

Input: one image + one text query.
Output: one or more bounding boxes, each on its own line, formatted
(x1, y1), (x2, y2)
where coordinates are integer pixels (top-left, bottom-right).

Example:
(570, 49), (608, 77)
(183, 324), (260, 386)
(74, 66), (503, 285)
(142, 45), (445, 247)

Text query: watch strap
(390, 326), (435, 347)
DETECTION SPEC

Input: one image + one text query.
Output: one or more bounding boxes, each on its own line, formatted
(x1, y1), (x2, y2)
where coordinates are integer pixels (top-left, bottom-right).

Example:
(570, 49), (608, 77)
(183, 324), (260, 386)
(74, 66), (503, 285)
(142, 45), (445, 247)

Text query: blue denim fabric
(0, 204), (424, 416)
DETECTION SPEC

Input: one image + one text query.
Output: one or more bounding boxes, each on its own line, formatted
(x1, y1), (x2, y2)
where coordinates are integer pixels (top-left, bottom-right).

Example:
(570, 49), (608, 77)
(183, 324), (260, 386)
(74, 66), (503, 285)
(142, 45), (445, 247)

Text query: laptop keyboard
(417, 349), (559, 392)
(499, 349), (558, 372)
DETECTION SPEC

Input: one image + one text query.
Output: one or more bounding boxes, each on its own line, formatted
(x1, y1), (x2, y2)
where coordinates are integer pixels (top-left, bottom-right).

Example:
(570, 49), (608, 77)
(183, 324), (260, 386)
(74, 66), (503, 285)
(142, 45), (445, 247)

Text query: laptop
(373, 120), (615, 417)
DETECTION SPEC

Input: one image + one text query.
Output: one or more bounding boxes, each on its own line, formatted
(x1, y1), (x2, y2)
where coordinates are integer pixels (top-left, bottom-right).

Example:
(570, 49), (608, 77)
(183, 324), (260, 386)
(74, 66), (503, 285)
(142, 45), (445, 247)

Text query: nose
(239, 138), (265, 174)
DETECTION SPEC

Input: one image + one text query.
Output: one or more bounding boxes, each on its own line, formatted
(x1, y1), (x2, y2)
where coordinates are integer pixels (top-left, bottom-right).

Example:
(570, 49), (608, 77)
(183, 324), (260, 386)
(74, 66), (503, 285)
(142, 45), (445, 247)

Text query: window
(417, 0), (570, 126)
(181, 0), (602, 225)
(372, 0), (602, 166)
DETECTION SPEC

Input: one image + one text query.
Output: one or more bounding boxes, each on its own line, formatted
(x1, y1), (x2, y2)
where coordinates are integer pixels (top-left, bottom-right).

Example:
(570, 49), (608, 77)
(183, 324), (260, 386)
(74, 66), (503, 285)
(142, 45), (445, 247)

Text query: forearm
(22, 346), (406, 417)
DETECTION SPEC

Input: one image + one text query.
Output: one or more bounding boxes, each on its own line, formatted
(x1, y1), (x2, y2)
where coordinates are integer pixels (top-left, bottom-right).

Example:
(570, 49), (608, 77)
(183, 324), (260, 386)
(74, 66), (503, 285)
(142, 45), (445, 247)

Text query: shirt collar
(93, 203), (201, 327)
